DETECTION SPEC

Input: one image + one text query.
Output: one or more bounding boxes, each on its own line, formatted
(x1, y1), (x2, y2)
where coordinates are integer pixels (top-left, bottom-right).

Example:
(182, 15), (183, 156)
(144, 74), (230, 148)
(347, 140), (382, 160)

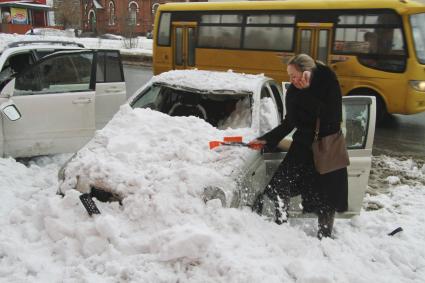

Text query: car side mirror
(0, 78), (15, 98)
(1, 102), (21, 121)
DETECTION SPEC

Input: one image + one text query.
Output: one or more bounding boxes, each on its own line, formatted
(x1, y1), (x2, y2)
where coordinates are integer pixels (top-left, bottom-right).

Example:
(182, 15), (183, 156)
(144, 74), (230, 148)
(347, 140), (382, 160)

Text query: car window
(131, 85), (162, 109)
(259, 85), (279, 135)
(14, 52), (94, 96)
(96, 51), (124, 83)
(216, 96), (251, 129)
(0, 52), (35, 90)
(132, 85), (252, 129)
(342, 101), (370, 149)
(1, 52), (34, 76)
(35, 49), (63, 60)
(268, 83), (284, 122)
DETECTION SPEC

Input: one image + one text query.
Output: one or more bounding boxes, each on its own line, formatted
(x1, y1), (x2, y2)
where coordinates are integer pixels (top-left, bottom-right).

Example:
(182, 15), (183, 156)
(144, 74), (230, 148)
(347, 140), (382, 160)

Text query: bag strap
(314, 106), (321, 141)
(314, 118), (320, 141)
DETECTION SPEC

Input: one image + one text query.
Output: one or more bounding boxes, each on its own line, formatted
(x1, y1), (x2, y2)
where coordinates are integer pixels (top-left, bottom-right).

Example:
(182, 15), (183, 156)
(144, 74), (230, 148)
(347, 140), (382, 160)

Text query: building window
(88, 10), (96, 32)
(108, 1), (115, 25)
(128, 2), (138, 26)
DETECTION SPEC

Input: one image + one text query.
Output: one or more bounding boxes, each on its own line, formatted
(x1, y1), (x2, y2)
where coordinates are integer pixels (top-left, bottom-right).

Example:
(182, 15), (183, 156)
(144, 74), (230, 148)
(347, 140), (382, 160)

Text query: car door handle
(72, 98), (92, 104)
(105, 89), (121, 93)
(349, 170), (365, 177)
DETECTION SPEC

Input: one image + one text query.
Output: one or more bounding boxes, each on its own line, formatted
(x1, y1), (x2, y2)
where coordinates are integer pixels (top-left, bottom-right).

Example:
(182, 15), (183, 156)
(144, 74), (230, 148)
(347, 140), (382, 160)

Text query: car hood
(59, 105), (259, 202)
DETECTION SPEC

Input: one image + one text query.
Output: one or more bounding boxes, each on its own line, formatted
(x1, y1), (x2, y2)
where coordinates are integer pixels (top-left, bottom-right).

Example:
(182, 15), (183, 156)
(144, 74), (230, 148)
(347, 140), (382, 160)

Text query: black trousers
(254, 143), (336, 220)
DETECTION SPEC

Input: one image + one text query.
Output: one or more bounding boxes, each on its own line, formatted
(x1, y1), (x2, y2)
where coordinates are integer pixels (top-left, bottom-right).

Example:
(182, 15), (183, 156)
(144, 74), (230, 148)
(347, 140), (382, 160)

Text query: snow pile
(60, 105), (258, 202)
(369, 155), (425, 194)
(259, 96), (280, 135)
(1, 154), (425, 282)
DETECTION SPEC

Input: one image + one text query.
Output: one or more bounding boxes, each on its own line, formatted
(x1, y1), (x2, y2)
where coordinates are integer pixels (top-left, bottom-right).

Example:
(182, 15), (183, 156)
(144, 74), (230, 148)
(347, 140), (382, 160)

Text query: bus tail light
(409, 80), (425, 92)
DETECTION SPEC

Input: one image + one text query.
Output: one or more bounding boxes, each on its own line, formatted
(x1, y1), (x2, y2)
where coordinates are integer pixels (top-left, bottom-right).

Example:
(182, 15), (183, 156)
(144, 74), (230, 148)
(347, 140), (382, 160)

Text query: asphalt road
(124, 65), (425, 159)
(124, 64), (153, 97)
(374, 112), (425, 158)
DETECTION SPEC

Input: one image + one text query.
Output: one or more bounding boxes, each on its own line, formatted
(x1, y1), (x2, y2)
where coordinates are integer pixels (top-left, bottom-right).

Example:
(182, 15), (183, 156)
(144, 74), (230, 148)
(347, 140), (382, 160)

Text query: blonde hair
(286, 54), (317, 72)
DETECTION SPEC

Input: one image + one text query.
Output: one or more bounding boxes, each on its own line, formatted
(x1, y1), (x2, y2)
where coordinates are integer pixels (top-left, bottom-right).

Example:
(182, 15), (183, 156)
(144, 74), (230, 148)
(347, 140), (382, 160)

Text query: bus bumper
(405, 88), (425, 114)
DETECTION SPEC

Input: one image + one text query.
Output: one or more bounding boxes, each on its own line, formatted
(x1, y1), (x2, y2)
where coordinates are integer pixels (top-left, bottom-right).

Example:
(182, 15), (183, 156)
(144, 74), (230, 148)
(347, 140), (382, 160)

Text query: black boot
(317, 210), (335, 239)
(252, 192), (264, 215)
(274, 207), (287, 225)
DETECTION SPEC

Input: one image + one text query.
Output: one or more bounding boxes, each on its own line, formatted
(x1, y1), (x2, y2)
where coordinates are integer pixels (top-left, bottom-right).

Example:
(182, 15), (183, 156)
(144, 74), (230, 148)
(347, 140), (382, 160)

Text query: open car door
(238, 95), (376, 218)
(93, 50), (126, 129)
(1, 50), (96, 157)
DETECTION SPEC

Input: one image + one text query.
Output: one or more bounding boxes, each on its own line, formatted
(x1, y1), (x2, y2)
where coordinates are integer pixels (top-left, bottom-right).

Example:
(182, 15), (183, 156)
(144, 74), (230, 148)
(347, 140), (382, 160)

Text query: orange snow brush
(209, 136), (263, 150)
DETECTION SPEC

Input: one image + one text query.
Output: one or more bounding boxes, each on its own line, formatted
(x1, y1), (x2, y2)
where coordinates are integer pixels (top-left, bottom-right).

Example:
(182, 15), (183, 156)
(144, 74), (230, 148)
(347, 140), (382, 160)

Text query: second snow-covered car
(58, 70), (376, 218)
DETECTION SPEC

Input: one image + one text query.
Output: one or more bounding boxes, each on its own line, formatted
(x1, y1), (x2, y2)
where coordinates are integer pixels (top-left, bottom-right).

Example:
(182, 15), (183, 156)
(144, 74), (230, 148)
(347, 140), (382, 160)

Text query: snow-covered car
(58, 70), (376, 219)
(0, 47), (126, 158)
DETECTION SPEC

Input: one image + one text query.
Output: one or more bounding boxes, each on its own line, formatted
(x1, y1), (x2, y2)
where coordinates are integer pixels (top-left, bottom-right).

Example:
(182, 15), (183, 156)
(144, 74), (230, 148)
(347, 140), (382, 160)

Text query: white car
(58, 70), (376, 219)
(0, 44), (126, 158)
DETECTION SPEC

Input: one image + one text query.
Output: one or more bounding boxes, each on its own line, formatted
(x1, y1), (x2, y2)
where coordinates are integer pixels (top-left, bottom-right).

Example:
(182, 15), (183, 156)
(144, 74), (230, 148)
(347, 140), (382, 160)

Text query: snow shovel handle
(209, 140), (263, 150)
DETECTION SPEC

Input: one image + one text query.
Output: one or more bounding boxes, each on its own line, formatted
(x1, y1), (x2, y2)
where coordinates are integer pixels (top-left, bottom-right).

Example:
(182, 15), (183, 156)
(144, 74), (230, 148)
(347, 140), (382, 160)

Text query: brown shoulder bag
(312, 117), (350, 174)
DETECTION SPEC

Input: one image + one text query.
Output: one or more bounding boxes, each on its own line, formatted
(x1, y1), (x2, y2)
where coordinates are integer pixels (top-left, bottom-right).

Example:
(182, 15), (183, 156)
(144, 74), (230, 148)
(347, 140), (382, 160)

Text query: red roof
(0, 0), (47, 4)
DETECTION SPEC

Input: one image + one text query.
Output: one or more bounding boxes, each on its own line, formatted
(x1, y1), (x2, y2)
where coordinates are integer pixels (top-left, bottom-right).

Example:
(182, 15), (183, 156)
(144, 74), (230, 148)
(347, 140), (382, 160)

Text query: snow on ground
(1, 119), (425, 282)
(0, 32), (152, 56)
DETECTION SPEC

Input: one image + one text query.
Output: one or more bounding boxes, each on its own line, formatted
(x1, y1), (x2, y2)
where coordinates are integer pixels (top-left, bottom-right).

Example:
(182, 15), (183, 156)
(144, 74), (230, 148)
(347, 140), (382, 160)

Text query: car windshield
(131, 84), (253, 129)
(410, 13), (425, 64)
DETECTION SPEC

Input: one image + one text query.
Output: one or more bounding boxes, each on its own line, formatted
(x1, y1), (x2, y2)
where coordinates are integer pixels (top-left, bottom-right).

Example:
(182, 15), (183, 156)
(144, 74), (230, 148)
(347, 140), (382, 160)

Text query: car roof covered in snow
(150, 69), (269, 95)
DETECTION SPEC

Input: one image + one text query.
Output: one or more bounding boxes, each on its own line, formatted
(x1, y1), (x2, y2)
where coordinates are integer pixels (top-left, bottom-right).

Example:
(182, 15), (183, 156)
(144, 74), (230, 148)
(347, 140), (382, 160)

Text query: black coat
(260, 63), (348, 212)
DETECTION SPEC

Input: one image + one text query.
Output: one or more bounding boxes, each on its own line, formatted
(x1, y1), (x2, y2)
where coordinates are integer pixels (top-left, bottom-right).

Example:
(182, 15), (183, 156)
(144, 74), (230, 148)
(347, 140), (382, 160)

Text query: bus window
(175, 27), (184, 65)
(198, 26), (242, 49)
(198, 14), (243, 49)
(188, 28), (196, 66)
(201, 14), (242, 24)
(317, 29), (330, 63)
(334, 12), (406, 72)
(244, 13), (295, 51)
(244, 27), (293, 51)
(158, 13), (171, 46)
(300, 30), (313, 54)
(410, 13), (425, 64)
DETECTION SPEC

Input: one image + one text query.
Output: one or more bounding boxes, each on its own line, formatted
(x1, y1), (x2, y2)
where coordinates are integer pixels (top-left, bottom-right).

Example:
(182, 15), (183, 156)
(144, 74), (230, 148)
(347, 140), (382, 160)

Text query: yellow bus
(153, 0), (425, 122)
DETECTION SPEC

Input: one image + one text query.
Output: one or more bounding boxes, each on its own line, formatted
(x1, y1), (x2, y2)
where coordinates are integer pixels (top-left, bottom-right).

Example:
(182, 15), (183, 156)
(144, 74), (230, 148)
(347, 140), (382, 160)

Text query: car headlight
(57, 153), (77, 182)
(409, 80), (425, 92)
(202, 186), (227, 207)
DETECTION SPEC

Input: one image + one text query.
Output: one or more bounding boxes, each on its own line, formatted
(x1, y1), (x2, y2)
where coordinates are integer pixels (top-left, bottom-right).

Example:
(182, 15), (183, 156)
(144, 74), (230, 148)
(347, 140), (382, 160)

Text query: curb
(121, 53), (152, 67)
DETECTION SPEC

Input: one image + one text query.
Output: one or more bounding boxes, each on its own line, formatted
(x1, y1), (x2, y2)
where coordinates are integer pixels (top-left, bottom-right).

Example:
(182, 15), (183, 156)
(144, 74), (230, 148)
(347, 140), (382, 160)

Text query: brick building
(81, 0), (196, 36)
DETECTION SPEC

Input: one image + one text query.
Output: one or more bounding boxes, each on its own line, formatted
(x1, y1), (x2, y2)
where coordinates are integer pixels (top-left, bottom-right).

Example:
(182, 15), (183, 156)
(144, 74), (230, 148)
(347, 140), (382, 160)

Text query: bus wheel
(374, 95), (389, 125)
(348, 89), (388, 126)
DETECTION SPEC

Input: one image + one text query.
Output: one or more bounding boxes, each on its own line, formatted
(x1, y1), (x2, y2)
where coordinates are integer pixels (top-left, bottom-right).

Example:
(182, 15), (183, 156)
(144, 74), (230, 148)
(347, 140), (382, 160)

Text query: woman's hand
(248, 139), (267, 150)
(298, 71), (311, 89)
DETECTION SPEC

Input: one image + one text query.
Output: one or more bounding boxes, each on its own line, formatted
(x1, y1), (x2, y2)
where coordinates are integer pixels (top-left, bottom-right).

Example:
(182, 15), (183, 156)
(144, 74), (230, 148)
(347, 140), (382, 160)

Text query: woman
(250, 54), (348, 239)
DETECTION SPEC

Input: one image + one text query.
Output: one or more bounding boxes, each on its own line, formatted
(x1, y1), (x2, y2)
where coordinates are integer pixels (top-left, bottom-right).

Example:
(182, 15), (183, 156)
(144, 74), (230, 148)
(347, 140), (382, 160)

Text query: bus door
(296, 23), (333, 65)
(172, 22), (197, 70)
